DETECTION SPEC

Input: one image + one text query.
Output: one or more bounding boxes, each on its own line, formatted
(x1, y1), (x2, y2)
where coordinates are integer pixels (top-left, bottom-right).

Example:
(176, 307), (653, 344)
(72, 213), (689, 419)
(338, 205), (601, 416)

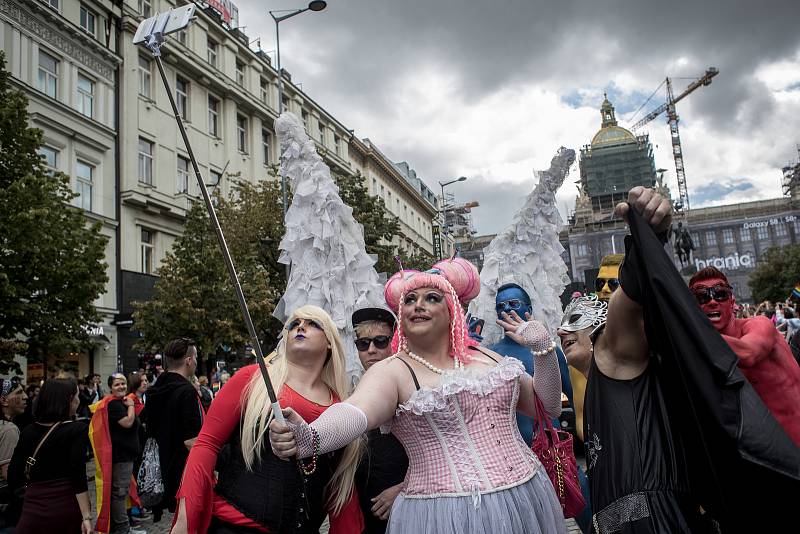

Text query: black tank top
(214, 423), (339, 533)
(584, 343), (705, 533)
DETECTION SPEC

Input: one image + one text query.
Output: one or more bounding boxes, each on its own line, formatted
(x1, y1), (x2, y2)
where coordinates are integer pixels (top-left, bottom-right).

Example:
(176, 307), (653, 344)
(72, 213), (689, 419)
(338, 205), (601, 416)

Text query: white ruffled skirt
(385, 470), (566, 534)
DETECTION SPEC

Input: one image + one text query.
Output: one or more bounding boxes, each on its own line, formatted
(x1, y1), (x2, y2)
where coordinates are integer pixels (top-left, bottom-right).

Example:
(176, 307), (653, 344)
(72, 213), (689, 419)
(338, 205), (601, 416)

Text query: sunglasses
(595, 278), (620, 292)
(495, 299), (523, 311)
(692, 284), (732, 305)
(354, 335), (392, 352)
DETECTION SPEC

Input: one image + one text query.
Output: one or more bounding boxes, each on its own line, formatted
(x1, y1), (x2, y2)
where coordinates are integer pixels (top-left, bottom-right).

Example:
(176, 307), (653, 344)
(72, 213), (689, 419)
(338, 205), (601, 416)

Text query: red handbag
(531, 395), (586, 518)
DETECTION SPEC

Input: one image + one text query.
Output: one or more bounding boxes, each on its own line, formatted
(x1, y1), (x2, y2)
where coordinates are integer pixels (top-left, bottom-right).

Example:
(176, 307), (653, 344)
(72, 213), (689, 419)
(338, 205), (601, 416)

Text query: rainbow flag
(89, 397), (114, 533)
(792, 284), (800, 299)
(89, 397), (141, 533)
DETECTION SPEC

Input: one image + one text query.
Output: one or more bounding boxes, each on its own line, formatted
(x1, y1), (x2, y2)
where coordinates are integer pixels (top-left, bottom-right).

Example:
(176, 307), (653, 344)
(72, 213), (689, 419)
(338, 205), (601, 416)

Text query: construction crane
(630, 67), (719, 211)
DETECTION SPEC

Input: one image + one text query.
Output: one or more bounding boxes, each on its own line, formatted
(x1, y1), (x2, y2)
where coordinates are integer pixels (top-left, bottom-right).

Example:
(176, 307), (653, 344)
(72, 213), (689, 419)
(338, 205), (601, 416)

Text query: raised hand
(614, 186), (672, 233)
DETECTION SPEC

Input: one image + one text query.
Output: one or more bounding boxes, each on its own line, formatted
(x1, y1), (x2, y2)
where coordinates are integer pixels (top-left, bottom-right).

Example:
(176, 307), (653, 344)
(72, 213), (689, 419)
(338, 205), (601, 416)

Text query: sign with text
(205, 0), (237, 25)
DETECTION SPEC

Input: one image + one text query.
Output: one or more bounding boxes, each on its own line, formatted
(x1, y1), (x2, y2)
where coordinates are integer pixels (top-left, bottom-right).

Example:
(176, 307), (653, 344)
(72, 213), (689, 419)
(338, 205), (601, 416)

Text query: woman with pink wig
(270, 258), (566, 534)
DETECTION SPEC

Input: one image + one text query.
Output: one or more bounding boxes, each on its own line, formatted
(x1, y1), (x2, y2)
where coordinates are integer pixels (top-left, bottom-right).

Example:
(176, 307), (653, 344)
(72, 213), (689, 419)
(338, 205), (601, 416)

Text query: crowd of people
(0, 186), (798, 533)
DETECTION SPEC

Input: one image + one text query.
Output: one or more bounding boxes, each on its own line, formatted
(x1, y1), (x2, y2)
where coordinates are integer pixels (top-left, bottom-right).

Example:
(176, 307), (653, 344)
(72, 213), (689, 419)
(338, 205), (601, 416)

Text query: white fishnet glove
(515, 321), (562, 418)
(284, 402), (368, 459)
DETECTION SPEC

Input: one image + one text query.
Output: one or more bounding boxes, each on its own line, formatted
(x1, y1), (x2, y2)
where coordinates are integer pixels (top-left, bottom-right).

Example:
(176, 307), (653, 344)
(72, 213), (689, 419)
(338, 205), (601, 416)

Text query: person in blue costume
(489, 283), (591, 533)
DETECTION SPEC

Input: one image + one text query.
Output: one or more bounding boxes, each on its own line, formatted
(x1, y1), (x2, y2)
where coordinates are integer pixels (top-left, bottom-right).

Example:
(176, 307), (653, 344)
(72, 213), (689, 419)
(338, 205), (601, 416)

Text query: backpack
(136, 437), (164, 508)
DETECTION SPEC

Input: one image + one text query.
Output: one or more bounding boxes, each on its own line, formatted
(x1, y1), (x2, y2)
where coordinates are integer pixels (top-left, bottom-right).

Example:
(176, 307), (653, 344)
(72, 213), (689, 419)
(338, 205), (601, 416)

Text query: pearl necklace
(406, 350), (462, 374)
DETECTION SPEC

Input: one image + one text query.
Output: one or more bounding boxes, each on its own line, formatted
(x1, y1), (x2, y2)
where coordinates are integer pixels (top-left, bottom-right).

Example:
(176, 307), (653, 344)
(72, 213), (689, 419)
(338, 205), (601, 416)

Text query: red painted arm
(175, 366), (257, 533)
(721, 317), (775, 368)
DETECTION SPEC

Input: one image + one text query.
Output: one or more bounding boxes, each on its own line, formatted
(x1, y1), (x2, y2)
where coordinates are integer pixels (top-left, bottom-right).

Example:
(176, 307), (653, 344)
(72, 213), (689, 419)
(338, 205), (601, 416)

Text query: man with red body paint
(689, 266), (800, 447)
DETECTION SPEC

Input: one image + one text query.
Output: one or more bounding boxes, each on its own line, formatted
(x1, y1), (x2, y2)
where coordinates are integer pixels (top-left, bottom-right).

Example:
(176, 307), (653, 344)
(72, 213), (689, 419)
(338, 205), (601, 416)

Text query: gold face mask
(595, 254), (624, 302)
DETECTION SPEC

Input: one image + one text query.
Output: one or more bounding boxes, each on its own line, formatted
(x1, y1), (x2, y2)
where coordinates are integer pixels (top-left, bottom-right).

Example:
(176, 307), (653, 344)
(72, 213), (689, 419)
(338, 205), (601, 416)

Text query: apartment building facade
(1, 0), (123, 379)
(5, 0), (443, 375)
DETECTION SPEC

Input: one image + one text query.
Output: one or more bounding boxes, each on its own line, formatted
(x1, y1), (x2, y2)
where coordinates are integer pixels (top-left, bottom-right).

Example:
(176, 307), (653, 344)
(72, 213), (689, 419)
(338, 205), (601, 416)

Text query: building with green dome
(579, 95), (657, 213)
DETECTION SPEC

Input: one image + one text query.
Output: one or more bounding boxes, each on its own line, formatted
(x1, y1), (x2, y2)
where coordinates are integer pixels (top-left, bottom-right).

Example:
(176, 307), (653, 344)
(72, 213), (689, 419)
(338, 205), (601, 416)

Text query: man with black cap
(352, 307), (408, 533)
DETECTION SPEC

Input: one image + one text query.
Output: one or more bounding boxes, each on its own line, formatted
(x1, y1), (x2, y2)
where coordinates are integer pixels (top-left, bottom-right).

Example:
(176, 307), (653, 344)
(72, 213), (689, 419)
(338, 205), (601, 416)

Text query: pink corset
(389, 357), (542, 499)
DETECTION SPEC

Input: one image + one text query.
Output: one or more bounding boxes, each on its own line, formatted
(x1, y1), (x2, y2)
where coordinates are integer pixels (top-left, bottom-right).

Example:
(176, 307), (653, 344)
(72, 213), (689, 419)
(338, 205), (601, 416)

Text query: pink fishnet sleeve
(516, 320), (562, 418)
(289, 402), (367, 458)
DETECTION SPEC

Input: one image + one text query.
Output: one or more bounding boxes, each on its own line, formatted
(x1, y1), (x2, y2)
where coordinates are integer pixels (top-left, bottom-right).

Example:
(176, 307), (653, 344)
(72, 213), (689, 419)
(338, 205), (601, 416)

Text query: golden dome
(591, 125), (636, 147)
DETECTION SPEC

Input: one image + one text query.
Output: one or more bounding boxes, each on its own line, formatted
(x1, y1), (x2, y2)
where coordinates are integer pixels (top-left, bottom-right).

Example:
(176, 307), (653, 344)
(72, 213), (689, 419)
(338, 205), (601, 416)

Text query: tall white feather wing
(273, 112), (385, 380)
(468, 147), (575, 344)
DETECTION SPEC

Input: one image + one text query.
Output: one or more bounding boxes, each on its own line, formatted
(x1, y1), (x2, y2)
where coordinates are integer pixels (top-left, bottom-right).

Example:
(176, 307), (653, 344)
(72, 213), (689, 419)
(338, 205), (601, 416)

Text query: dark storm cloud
(237, 1), (800, 233)
(248, 0), (800, 132)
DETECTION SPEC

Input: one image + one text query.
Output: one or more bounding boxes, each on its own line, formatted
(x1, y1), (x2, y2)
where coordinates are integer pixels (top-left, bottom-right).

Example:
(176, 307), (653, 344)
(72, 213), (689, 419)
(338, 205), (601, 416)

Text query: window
(209, 170), (222, 186)
(372, 178), (377, 192)
(38, 51), (58, 98)
(235, 61), (245, 85)
(705, 231), (717, 246)
(281, 97), (289, 112)
(138, 138), (153, 184)
(177, 156), (190, 193)
(176, 77), (189, 119)
(317, 121), (325, 143)
(140, 229), (154, 274)
(691, 232), (700, 247)
(38, 146), (58, 171)
(260, 79), (268, 104)
(207, 38), (218, 67)
(207, 95), (220, 137)
(76, 74), (94, 118)
(138, 0), (151, 18)
(75, 160), (93, 211)
(301, 110), (309, 128)
(795, 221), (800, 236)
(261, 129), (271, 166)
(44, 0), (58, 9)
(775, 222), (787, 236)
(576, 243), (588, 257)
(138, 55), (151, 98)
(79, 5), (95, 36)
(722, 228), (734, 244)
(177, 29), (187, 45)
(333, 135), (340, 155)
(380, 184), (385, 197)
(757, 225), (769, 240)
(236, 114), (248, 153)
(740, 227), (751, 241)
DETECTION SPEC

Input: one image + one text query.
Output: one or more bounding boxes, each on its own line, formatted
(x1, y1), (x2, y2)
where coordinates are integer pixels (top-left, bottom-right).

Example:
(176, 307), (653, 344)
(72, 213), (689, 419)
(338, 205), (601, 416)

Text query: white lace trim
(396, 357), (526, 416)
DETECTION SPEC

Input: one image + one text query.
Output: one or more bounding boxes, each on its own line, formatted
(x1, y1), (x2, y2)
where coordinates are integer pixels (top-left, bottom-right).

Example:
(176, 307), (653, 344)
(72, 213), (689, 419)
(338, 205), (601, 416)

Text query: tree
(398, 247), (436, 271)
(133, 165), (429, 363)
(0, 52), (108, 373)
(333, 171), (401, 274)
(132, 179), (284, 362)
(749, 244), (800, 304)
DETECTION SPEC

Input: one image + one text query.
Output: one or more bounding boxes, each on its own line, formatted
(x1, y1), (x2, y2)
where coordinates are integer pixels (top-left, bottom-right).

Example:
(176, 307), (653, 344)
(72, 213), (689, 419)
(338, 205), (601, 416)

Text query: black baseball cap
(352, 307), (397, 330)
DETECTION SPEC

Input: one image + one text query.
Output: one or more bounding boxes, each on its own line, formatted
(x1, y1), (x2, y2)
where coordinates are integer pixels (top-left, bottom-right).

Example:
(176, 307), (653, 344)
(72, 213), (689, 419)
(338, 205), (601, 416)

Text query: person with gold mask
(594, 254), (624, 302)
(569, 252), (625, 448)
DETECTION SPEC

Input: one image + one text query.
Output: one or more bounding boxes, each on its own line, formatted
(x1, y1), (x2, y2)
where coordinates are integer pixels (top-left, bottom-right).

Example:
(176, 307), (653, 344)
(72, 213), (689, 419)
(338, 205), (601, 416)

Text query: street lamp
(438, 176), (467, 258)
(269, 1), (327, 275)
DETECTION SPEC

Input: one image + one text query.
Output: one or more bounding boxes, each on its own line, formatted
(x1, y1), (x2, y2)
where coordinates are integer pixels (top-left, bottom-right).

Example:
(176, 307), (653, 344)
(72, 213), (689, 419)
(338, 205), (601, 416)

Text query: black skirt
(16, 478), (81, 534)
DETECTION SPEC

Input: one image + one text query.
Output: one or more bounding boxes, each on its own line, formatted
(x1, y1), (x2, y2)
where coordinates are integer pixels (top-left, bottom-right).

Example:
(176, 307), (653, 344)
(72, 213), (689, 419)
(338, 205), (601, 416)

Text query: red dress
(175, 365), (363, 533)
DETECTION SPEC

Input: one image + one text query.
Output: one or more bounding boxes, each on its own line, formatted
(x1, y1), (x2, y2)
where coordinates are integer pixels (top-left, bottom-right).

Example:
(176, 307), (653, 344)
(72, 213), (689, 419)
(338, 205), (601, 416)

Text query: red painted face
(690, 276), (735, 332)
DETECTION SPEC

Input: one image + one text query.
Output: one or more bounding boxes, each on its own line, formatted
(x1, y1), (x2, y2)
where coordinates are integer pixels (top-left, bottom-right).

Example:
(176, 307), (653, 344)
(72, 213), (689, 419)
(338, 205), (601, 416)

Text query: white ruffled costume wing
(468, 147), (575, 344)
(273, 112), (385, 380)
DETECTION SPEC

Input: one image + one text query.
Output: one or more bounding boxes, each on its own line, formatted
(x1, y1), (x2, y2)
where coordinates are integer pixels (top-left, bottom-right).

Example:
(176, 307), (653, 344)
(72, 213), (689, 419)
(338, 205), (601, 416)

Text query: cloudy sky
(237, 0), (800, 235)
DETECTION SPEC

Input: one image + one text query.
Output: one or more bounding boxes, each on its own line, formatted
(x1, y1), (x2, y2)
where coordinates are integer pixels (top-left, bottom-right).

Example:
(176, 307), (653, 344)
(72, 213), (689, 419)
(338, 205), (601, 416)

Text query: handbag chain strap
(25, 421), (62, 481)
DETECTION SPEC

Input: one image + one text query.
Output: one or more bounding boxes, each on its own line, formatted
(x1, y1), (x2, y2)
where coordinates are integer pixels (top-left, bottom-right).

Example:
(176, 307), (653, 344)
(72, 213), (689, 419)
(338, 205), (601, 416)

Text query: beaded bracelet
(297, 426), (320, 476)
(532, 341), (557, 357)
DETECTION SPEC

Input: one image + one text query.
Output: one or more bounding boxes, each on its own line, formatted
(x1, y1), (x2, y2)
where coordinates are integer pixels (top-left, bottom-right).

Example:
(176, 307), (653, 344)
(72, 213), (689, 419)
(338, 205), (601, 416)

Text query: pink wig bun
(384, 258), (480, 312)
(384, 257), (481, 364)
